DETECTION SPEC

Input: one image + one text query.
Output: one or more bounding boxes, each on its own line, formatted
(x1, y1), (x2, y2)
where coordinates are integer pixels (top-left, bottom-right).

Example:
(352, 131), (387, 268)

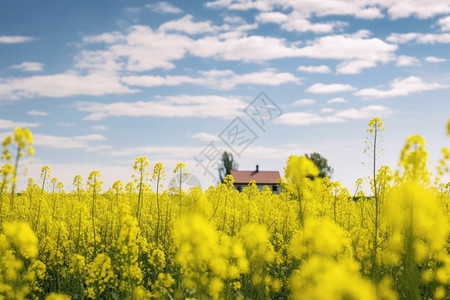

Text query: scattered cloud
(292, 98), (316, 106)
(355, 76), (448, 99)
(33, 134), (107, 149)
(75, 26), (396, 79)
(386, 1), (450, 19)
(327, 97), (349, 104)
(206, 0), (449, 19)
(146, 2), (182, 14)
(396, 55), (420, 67)
(190, 32), (301, 61)
(297, 65), (332, 74)
(74, 50), (125, 73)
(207, 0), (384, 19)
(0, 35), (37, 44)
(425, 56), (447, 63)
(275, 112), (345, 126)
(336, 59), (376, 74)
(159, 15), (217, 35)
(256, 11), (347, 33)
(109, 145), (200, 157)
(296, 30), (397, 74)
(75, 95), (247, 120)
(124, 7), (142, 14)
(275, 105), (391, 126)
(0, 72), (137, 100)
(121, 74), (196, 87)
(191, 132), (220, 142)
(106, 25), (192, 71)
(320, 108), (335, 113)
(0, 119), (39, 129)
(121, 69), (300, 90)
(91, 125), (108, 131)
(387, 32), (450, 44)
(307, 83), (357, 94)
(73, 134), (106, 141)
(28, 110), (48, 116)
(334, 105), (391, 119)
(223, 15), (245, 24)
(438, 16), (450, 31)
(82, 32), (125, 44)
(58, 122), (74, 127)
(11, 62), (45, 72)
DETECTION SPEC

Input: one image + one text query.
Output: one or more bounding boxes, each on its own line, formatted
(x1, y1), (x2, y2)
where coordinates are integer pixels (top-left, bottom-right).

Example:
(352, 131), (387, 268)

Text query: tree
(305, 152), (333, 179)
(219, 151), (238, 182)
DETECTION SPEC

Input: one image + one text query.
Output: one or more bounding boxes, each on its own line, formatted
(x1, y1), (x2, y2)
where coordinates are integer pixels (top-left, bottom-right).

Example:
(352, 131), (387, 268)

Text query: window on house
(272, 184), (277, 192)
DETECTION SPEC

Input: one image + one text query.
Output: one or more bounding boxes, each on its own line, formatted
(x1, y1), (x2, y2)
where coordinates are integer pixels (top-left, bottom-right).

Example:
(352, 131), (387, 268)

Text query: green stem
(10, 144), (21, 211)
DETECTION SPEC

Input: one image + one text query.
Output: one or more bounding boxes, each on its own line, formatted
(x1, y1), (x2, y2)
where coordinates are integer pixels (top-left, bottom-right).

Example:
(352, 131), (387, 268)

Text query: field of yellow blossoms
(0, 117), (449, 300)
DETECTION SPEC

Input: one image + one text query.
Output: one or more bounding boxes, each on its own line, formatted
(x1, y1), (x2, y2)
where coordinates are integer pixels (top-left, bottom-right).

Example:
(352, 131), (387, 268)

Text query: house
(230, 165), (281, 194)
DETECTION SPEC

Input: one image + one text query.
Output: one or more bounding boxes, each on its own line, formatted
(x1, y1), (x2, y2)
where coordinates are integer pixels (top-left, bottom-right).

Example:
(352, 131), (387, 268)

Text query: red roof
(230, 170), (281, 184)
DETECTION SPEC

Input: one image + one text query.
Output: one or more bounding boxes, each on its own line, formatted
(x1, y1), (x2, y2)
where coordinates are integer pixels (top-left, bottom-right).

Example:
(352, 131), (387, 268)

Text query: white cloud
(122, 69), (300, 90)
(207, 0), (383, 19)
(256, 11), (288, 23)
(292, 98), (316, 106)
(206, 0), (449, 19)
(425, 56), (447, 63)
(336, 60), (377, 74)
(334, 105), (391, 119)
(275, 105), (391, 126)
(75, 95), (247, 120)
(190, 33), (301, 61)
(32, 135), (87, 149)
(109, 25), (193, 71)
(146, 2), (182, 14)
(11, 62), (45, 72)
(223, 15), (245, 24)
(283, 1), (384, 19)
(159, 15), (217, 35)
(438, 16), (450, 31)
(0, 119), (39, 129)
(73, 134), (106, 141)
(396, 55), (420, 67)
(91, 125), (108, 131)
(297, 65), (332, 74)
(256, 11), (346, 33)
(124, 7), (142, 14)
(75, 26), (395, 76)
(275, 112), (345, 126)
(387, 32), (450, 44)
(28, 110), (48, 116)
(121, 74), (197, 87)
(109, 145), (200, 157)
(355, 76), (448, 99)
(321, 108), (335, 113)
(206, 0), (272, 11)
(327, 97), (349, 104)
(33, 134), (107, 149)
(0, 35), (37, 44)
(191, 132), (220, 142)
(58, 122), (74, 127)
(296, 31), (397, 73)
(75, 50), (124, 73)
(82, 32), (125, 44)
(0, 72), (137, 100)
(386, 0), (450, 19)
(200, 69), (301, 89)
(307, 83), (357, 94)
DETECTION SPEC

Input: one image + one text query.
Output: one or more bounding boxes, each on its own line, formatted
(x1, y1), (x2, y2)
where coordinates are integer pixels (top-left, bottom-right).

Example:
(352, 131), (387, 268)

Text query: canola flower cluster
(0, 117), (449, 300)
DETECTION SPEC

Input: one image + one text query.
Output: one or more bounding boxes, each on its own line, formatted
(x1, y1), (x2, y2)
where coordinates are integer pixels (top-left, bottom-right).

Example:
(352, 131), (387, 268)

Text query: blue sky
(1, 0), (449, 192)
